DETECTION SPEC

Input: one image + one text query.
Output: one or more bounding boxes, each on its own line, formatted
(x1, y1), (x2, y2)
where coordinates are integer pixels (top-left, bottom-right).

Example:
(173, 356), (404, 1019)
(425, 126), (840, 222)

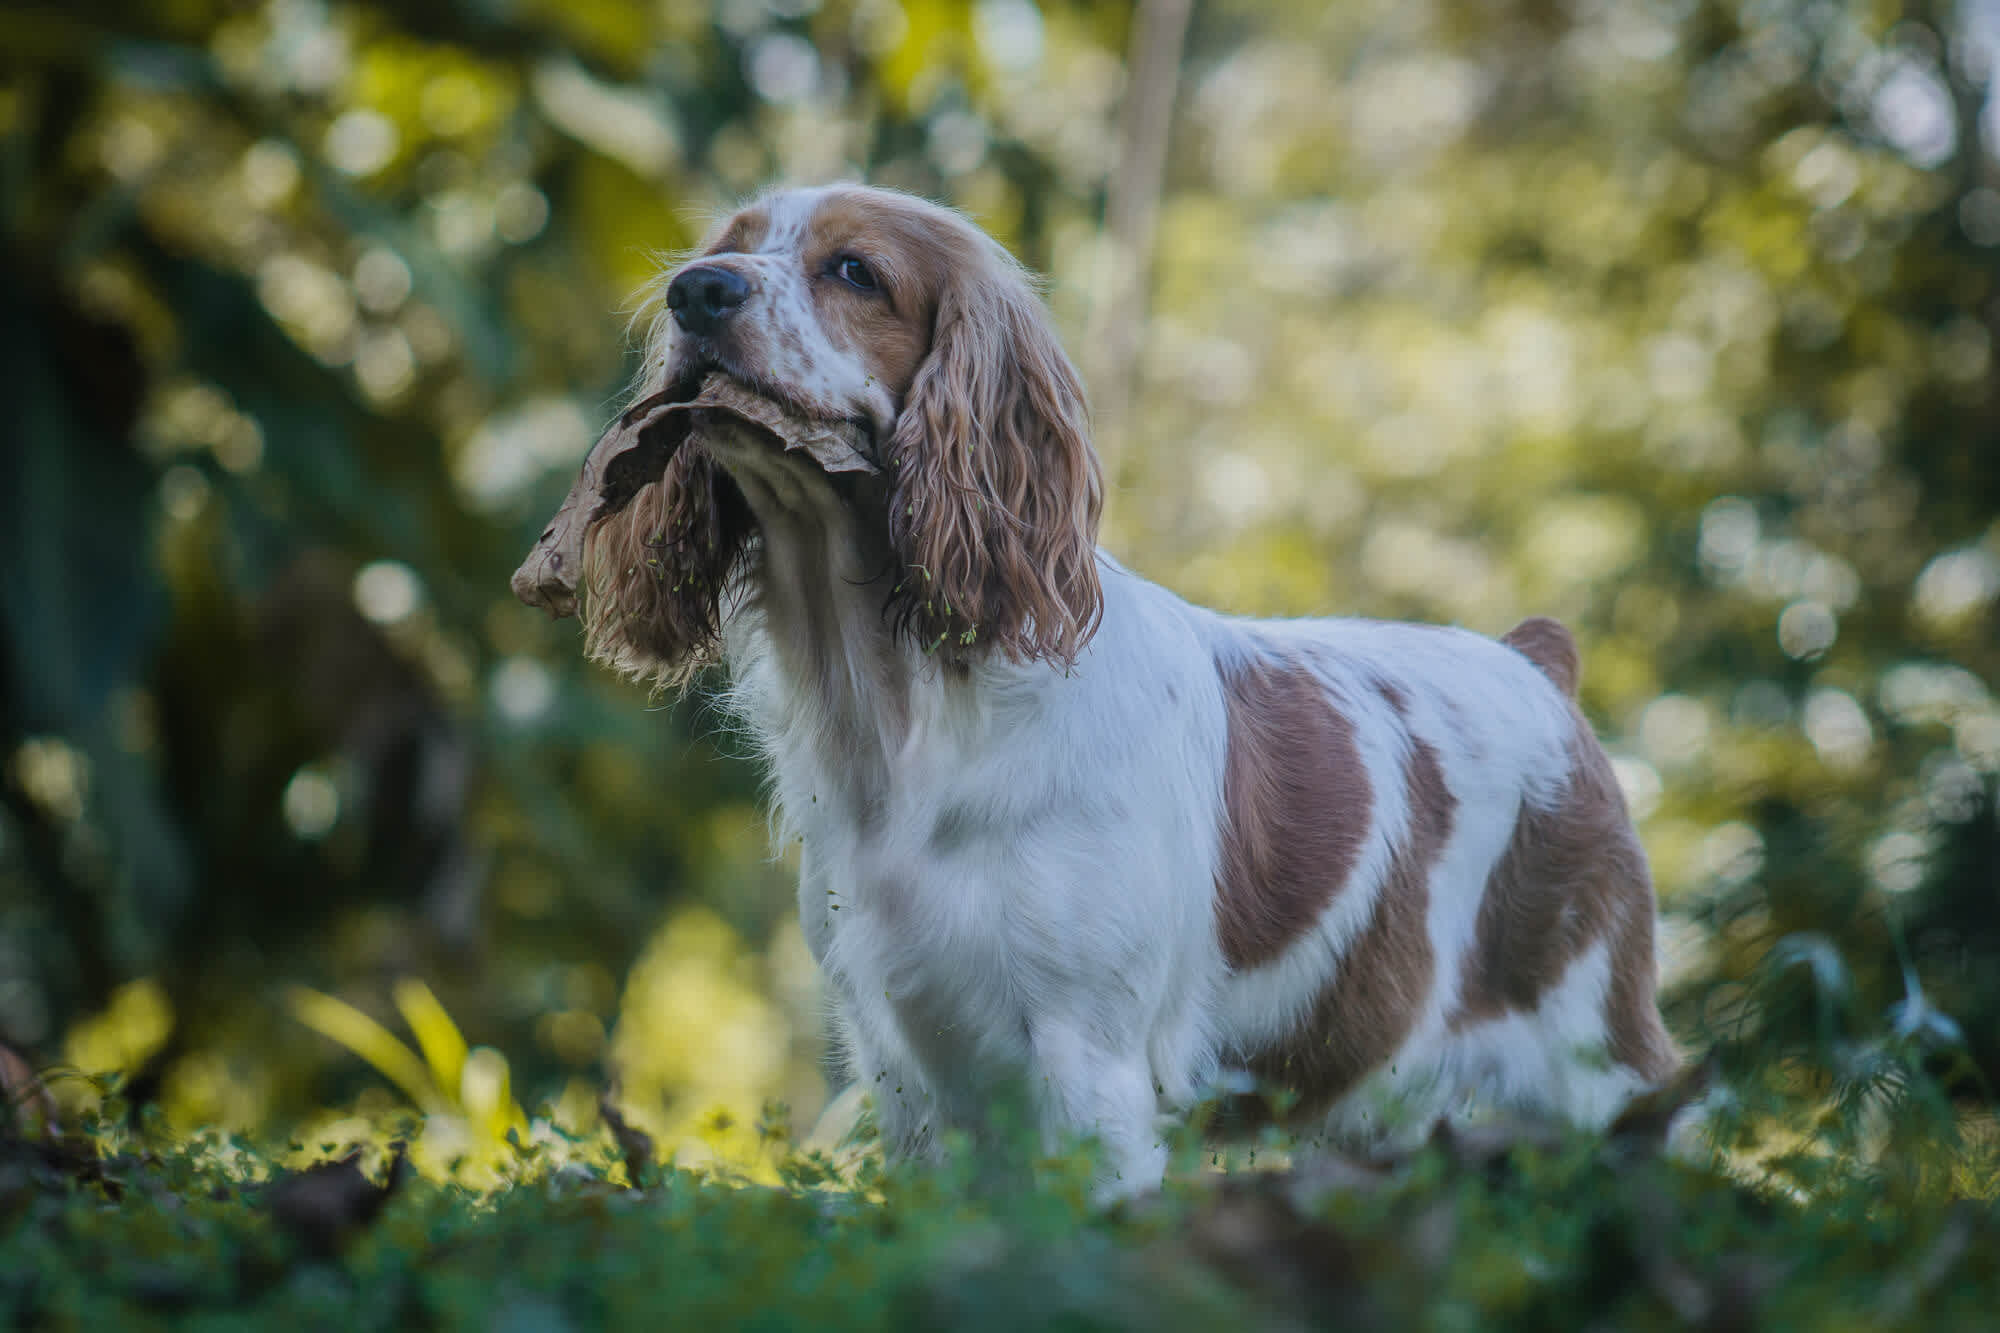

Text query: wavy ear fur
(581, 443), (752, 688)
(886, 246), (1104, 667)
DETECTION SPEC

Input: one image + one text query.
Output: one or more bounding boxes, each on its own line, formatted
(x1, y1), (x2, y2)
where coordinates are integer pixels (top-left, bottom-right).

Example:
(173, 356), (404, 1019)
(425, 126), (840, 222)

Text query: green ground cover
(7, 1076), (1998, 1332)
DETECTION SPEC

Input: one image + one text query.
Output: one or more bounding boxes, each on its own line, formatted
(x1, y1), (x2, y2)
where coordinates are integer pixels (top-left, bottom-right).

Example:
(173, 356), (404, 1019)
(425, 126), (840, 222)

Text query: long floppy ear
(581, 443), (752, 688)
(886, 252), (1104, 667)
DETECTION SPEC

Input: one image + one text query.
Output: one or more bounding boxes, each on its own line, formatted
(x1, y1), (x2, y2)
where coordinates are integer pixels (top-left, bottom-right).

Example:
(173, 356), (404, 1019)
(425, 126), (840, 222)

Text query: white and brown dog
(513, 185), (1679, 1196)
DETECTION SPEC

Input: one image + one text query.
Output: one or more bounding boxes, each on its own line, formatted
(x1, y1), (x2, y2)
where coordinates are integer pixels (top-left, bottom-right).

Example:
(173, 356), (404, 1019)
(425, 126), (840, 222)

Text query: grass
(6, 1080), (2000, 1332)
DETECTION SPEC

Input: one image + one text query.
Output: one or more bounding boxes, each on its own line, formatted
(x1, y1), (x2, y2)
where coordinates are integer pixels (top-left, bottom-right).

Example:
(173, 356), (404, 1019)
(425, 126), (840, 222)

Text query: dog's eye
(835, 255), (878, 291)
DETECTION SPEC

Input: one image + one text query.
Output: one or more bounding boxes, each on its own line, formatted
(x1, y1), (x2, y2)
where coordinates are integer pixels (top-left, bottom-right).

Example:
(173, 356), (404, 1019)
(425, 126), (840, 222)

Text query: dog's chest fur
(762, 625), (1226, 1098)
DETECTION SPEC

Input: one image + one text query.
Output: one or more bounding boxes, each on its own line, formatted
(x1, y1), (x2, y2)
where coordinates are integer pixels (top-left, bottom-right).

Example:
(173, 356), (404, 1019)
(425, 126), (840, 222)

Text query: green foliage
(6, 1106), (2000, 1331)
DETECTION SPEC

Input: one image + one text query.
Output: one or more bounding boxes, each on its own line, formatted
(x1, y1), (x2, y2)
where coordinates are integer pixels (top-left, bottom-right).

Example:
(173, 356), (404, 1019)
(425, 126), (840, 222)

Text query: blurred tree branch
(1085, 0), (1191, 471)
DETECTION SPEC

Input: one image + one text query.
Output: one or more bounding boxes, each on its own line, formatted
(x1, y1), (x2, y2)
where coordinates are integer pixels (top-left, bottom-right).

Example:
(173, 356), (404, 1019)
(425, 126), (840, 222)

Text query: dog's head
(511, 185), (1105, 684)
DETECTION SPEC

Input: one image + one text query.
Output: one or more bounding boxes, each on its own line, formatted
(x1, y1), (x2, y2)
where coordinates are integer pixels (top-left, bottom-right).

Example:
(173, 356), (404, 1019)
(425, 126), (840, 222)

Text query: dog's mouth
(670, 352), (886, 469)
(509, 367), (881, 618)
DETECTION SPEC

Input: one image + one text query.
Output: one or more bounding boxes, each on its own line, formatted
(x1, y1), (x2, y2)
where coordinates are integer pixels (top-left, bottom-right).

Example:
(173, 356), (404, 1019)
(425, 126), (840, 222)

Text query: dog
(512, 185), (1679, 1197)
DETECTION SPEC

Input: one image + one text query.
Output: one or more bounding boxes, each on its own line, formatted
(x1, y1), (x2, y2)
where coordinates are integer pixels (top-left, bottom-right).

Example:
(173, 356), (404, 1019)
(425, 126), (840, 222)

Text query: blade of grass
(392, 978), (469, 1102)
(287, 985), (444, 1115)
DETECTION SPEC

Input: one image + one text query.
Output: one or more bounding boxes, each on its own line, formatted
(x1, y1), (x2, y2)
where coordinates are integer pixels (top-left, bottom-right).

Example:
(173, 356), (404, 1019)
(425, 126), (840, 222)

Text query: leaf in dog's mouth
(677, 375), (881, 478)
(509, 374), (877, 617)
(597, 374), (878, 521)
(595, 380), (703, 513)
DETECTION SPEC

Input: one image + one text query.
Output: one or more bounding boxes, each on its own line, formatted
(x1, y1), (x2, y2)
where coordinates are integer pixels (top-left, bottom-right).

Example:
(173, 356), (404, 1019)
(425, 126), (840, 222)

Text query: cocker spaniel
(512, 185), (1679, 1197)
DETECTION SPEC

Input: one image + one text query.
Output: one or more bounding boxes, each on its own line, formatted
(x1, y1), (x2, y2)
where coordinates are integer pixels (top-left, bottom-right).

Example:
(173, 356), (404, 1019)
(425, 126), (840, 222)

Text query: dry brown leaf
(512, 375), (874, 617)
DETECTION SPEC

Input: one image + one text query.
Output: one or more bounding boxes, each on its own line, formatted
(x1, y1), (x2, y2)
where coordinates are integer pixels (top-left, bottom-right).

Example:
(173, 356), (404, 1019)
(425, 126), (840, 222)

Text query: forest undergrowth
(6, 1040), (1998, 1332)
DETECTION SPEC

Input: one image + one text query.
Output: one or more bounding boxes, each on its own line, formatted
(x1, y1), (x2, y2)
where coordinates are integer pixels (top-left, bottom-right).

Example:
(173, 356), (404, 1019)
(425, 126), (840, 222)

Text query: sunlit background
(4, 0), (2000, 1173)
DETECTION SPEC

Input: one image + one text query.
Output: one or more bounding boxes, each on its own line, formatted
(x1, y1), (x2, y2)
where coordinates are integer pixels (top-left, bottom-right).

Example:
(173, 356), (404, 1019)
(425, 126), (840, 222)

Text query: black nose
(666, 265), (749, 336)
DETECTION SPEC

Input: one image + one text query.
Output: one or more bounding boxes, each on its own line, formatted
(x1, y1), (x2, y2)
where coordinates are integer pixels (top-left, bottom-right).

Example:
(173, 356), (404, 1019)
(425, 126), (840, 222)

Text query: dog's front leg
(834, 994), (941, 1163)
(803, 851), (944, 1163)
(1029, 1022), (1167, 1202)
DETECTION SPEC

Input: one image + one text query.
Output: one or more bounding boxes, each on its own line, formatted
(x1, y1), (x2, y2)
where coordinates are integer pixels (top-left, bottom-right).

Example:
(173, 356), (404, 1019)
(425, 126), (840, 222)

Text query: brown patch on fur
(1245, 737), (1457, 1114)
(704, 208), (769, 256)
(1604, 892), (1679, 1080)
(1214, 656), (1373, 971)
(803, 193), (958, 403)
(1449, 714), (1677, 1081)
(580, 443), (754, 686)
(1502, 617), (1581, 698)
